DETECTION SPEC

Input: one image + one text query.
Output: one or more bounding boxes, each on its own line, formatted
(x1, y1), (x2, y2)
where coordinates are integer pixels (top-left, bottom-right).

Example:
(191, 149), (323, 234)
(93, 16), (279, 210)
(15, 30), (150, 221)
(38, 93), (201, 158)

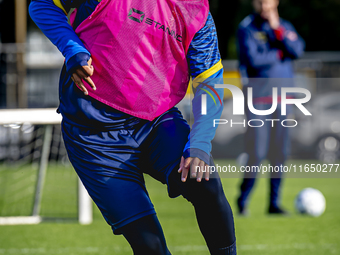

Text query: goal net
(0, 108), (92, 225)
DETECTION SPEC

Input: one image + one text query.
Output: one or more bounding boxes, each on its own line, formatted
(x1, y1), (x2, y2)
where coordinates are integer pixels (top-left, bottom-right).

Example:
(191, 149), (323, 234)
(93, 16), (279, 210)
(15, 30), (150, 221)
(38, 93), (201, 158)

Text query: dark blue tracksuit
(237, 13), (305, 210)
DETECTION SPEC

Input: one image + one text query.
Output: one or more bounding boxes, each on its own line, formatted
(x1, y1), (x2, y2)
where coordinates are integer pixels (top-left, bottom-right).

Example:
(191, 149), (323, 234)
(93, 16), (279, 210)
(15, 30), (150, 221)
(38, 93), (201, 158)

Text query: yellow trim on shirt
(192, 59), (223, 88)
(53, 0), (67, 15)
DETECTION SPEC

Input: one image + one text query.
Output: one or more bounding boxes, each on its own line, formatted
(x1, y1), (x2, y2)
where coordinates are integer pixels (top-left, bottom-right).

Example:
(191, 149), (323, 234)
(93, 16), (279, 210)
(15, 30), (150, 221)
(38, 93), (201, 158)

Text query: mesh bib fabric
(74, 0), (209, 120)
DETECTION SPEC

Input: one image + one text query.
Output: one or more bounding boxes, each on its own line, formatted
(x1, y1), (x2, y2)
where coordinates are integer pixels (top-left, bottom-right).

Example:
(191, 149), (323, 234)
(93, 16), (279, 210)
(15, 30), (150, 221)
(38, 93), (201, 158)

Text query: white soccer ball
(295, 188), (326, 217)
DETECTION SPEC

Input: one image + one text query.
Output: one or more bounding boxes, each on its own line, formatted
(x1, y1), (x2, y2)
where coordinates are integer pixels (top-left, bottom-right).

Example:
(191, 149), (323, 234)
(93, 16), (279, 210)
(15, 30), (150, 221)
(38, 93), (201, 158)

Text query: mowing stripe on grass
(0, 246), (130, 254)
(0, 243), (337, 254)
(238, 243), (337, 251)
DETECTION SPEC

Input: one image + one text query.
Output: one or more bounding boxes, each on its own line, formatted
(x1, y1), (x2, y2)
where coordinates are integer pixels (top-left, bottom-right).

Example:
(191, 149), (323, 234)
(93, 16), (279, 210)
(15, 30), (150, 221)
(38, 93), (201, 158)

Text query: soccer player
(236, 0), (305, 215)
(29, 0), (236, 254)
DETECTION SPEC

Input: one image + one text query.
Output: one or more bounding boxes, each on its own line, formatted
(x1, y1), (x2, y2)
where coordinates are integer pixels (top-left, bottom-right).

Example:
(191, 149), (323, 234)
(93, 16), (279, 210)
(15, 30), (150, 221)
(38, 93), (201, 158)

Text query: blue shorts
(62, 107), (190, 234)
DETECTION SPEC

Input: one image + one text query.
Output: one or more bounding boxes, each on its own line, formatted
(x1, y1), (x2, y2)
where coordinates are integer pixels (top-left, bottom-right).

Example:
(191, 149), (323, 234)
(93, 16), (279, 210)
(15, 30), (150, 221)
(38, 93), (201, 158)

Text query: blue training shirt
(29, 0), (224, 164)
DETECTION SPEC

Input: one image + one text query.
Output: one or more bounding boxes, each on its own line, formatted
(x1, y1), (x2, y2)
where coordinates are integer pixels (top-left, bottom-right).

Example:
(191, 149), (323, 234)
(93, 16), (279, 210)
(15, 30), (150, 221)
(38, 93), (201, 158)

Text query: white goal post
(0, 108), (92, 225)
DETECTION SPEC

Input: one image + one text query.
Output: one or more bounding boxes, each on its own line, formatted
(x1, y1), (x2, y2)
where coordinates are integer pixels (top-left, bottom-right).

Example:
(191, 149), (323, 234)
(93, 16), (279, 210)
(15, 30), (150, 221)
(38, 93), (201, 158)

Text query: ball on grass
(295, 188), (326, 217)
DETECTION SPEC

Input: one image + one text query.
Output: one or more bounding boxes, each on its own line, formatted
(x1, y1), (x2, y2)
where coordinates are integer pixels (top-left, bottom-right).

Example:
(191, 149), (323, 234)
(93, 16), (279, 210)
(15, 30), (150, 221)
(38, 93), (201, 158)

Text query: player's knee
(202, 179), (224, 200)
(184, 178), (226, 205)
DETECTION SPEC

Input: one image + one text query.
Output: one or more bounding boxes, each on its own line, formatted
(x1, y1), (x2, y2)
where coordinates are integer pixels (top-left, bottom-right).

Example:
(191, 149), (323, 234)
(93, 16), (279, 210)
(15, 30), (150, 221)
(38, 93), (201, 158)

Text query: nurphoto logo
(200, 84), (312, 128)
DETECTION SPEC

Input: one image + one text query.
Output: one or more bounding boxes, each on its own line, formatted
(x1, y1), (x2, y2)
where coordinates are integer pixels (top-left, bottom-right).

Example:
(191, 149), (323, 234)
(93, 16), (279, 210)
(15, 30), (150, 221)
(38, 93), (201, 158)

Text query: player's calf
(169, 171), (236, 254)
(120, 215), (171, 255)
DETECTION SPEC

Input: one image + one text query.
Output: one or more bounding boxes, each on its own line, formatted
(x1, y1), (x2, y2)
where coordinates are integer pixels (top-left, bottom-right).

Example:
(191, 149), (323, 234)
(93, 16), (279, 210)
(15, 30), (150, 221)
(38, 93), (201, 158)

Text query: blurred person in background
(236, 0), (305, 215)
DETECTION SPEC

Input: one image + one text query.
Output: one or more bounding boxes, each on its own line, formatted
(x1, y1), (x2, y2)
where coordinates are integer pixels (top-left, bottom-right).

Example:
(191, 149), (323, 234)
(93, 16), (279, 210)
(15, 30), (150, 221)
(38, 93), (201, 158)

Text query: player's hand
(178, 156), (210, 182)
(267, 9), (280, 29)
(71, 58), (96, 96)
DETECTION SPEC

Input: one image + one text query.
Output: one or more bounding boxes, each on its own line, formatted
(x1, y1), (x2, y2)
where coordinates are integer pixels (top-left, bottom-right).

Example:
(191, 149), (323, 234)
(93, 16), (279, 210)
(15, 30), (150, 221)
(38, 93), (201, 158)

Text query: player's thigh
(168, 165), (227, 204)
(139, 108), (227, 202)
(62, 121), (155, 234)
(62, 121), (144, 181)
(140, 108), (190, 184)
(78, 172), (155, 234)
(138, 108), (230, 205)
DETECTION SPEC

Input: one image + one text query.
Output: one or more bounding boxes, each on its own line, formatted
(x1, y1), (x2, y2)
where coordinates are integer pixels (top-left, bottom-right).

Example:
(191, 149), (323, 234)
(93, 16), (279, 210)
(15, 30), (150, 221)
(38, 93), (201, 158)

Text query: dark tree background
(210, 0), (340, 59)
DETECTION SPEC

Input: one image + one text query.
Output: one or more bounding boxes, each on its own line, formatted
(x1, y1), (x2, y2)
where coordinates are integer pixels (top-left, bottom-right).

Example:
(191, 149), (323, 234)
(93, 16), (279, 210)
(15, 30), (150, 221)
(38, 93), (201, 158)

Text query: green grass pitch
(0, 159), (339, 255)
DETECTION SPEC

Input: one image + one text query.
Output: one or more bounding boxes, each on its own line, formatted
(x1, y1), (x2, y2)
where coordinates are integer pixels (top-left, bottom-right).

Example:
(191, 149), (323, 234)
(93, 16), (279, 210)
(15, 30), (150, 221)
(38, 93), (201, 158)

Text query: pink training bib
(73, 0), (209, 120)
